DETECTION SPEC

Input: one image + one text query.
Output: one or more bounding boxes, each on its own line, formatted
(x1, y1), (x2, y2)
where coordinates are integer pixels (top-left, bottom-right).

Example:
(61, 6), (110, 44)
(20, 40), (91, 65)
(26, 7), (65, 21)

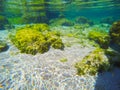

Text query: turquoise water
(0, 0), (120, 90)
(0, 0), (120, 24)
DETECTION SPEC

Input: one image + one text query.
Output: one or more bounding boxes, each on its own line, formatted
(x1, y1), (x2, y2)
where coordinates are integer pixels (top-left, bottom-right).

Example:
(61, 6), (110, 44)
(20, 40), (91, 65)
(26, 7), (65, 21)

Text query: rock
(62, 72), (71, 77)
(110, 20), (120, 46)
(0, 40), (9, 52)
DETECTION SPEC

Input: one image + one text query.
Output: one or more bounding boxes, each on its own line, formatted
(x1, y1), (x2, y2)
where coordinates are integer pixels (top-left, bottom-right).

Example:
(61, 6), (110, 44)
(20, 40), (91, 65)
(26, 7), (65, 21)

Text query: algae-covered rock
(110, 21), (120, 46)
(88, 31), (110, 49)
(75, 48), (110, 76)
(0, 40), (8, 52)
(10, 23), (64, 55)
(100, 17), (115, 24)
(51, 38), (64, 49)
(49, 18), (74, 26)
(0, 15), (8, 30)
(105, 49), (120, 67)
(21, 23), (50, 32)
(11, 29), (49, 54)
(75, 16), (94, 26)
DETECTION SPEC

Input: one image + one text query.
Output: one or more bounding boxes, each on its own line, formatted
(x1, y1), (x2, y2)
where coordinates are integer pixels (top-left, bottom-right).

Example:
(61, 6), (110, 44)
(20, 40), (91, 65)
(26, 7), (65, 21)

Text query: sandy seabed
(0, 28), (120, 90)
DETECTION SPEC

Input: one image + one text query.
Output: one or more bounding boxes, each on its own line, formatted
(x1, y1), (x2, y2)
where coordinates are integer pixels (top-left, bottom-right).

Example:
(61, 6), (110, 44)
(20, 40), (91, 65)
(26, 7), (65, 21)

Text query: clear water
(0, 0), (120, 90)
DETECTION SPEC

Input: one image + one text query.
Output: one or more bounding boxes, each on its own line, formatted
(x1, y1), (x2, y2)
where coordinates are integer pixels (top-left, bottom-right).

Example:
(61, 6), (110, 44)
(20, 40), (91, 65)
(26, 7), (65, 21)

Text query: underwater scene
(0, 0), (120, 90)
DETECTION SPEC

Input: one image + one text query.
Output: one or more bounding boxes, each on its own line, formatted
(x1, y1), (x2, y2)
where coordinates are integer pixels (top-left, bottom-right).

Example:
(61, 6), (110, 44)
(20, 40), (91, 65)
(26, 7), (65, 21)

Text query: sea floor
(0, 26), (120, 90)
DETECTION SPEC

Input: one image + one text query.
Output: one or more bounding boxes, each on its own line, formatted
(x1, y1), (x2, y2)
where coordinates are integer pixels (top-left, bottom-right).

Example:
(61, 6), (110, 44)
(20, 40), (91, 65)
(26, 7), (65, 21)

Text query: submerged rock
(0, 40), (8, 52)
(110, 20), (120, 46)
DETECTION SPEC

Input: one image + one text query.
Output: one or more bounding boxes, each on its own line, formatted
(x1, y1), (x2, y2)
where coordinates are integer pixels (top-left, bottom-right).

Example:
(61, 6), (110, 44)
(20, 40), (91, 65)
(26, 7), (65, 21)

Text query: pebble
(62, 73), (71, 77)
(42, 73), (52, 80)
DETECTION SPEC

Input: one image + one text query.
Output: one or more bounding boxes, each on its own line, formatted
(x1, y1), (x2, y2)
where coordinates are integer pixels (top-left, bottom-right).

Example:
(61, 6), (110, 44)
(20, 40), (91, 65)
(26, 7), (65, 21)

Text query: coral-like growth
(88, 31), (110, 49)
(110, 21), (120, 46)
(10, 23), (64, 55)
(75, 48), (110, 76)
(0, 15), (8, 30)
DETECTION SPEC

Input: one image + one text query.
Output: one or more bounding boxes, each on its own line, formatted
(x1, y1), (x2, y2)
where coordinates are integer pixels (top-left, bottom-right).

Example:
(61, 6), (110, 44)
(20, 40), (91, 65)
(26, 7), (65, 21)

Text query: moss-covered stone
(0, 40), (8, 52)
(75, 16), (94, 26)
(75, 48), (110, 76)
(21, 23), (50, 32)
(10, 23), (64, 55)
(110, 21), (120, 46)
(49, 18), (74, 26)
(88, 31), (110, 49)
(100, 17), (115, 24)
(51, 38), (64, 49)
(11, 29), (49, 54)
(105, 49), (120, 67)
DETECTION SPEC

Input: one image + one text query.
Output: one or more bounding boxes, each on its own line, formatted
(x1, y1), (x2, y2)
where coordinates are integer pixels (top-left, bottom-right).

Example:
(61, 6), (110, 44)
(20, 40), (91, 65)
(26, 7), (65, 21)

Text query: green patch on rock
(88, 31), (110, 49)
(75, 48), (110, 76)
(110, 21), (120, 46)
(9, 23), (64, 55)
(0, 40), (8, 52)
(60, 58), (68, 62)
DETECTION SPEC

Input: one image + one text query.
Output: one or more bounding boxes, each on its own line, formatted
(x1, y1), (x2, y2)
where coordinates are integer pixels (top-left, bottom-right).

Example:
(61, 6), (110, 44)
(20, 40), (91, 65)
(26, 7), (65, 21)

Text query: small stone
(0, 40), (8, 52)
(54, 82), (59, 87)
(42, 73), (52, 80)
(62, 73), (71, 77)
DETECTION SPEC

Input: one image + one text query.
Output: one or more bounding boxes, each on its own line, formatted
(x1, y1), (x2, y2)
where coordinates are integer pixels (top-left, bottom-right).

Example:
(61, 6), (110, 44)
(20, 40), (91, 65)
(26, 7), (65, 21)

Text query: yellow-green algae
(10, 23), (64, 55)
(75, 48), (110, 76)
(88, 30), (110, 49)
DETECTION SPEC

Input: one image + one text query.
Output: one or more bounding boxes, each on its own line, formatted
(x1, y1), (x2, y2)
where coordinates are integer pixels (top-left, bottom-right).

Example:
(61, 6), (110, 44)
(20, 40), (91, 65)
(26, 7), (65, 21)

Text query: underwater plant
(100, 17), (115, 24)
(75, 16), (94, 26)
(88, 31), (110, 49)
(110, 20), (120, 46)
(49, 18), (74, 26)
(10, 23), (64, 55)
(23, 23), (50, 32)
(60, 58), (68, 62)
(0, 40), (8, 52)
(75, 48), (110, 76)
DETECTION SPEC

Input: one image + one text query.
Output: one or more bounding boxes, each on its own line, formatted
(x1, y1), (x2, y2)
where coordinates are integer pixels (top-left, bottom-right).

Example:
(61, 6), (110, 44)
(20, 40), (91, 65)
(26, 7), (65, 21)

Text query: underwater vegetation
(59, 58), (68, 62)
(10, 23), (64, 55)
(100, 16), (115, 24)
(75, 16), (94, 26)
(0, 15), (8, 30)
(110, 20), (120, 46)
(75, 48), (110, 76)
(88, 30), (110, 49)
(49, 18), (74, 26)
(0, 40), (8, 52)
